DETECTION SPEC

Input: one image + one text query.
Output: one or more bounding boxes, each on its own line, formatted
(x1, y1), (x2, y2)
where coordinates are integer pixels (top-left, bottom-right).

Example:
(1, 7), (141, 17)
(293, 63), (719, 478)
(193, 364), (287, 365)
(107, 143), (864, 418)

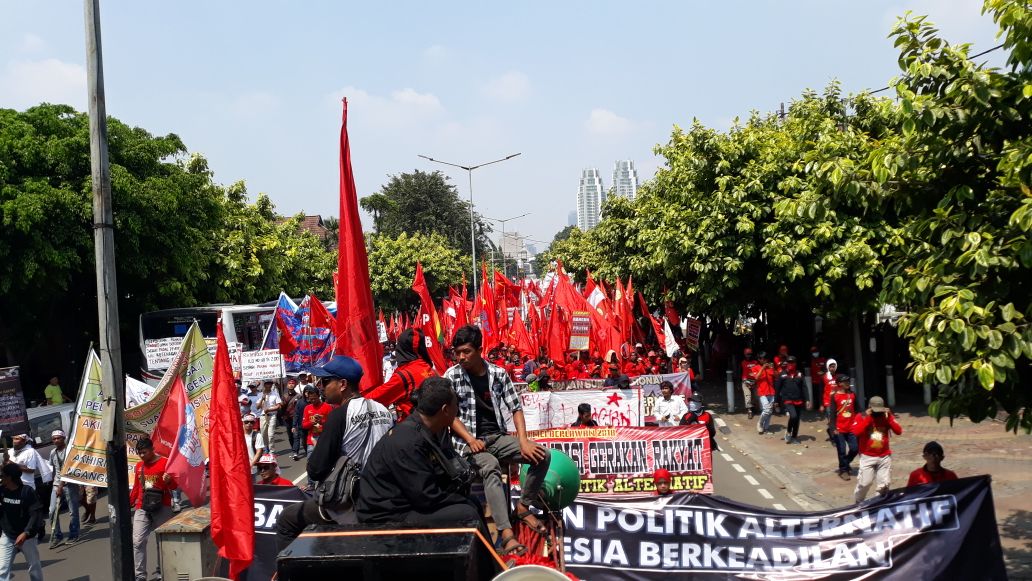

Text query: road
(29, 423), (793, 580)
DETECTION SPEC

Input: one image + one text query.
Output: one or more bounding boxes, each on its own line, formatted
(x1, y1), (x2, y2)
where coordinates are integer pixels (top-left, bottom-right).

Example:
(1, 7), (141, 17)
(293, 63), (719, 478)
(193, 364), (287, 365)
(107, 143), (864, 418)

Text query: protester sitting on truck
(363, 328), (437, 421)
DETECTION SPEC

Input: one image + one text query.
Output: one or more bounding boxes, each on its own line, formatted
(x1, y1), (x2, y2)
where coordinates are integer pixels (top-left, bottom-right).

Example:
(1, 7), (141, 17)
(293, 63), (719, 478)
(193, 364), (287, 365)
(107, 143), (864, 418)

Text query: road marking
(744, 475), (759, 486)
(292, 471), (308, 485)
(731, 464), (746, 473)
(757, 488), (774, 500)
(720, 453), (735, 463)
(715, 418), (727, 428)
(773, 503), (786, 511)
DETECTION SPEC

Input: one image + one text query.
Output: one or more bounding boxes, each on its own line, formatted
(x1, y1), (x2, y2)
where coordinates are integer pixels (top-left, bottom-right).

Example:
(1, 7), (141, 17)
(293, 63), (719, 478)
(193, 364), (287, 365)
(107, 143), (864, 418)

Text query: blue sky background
(1, 1), (1006, 250)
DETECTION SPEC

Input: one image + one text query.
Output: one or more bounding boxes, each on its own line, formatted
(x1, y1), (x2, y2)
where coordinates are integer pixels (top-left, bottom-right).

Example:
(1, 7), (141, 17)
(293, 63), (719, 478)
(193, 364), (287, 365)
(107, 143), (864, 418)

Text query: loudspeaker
(277, 522), (499, 581)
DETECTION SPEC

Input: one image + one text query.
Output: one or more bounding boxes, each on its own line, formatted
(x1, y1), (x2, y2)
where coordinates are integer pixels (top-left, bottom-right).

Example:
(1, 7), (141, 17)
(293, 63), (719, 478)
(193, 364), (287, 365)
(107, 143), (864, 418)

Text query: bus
(138, 302), (279, 383)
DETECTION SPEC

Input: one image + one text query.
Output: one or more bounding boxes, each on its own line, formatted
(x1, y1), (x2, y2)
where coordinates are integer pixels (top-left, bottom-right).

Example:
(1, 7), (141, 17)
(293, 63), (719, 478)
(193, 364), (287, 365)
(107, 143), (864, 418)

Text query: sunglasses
(243, 420), (255, 424)
(258, 465), (275, 470)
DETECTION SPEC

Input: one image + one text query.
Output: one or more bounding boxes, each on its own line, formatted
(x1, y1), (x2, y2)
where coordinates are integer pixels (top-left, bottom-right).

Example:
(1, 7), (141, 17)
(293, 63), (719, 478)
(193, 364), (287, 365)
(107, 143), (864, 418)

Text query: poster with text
(0, 367), (29, 440)
(513, 389), (642, 431)
(61, 350), (108, 487)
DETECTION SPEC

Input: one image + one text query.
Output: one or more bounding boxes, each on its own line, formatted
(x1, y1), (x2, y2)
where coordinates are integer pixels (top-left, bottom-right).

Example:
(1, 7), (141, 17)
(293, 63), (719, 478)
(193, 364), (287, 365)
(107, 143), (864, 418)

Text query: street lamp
(485, 212), (531, 279)
(417, 152), (521, 295)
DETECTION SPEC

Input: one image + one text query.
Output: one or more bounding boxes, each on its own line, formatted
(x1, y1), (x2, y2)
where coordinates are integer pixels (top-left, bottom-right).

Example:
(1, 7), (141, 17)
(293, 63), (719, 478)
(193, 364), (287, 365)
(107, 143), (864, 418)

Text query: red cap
(653, 468), (672, 481)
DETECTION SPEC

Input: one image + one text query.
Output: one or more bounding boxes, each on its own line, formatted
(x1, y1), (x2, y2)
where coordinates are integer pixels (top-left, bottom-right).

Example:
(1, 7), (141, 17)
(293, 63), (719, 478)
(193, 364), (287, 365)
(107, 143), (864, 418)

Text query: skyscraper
(576, 168), (604, 230)
(612, 160), (639, 200)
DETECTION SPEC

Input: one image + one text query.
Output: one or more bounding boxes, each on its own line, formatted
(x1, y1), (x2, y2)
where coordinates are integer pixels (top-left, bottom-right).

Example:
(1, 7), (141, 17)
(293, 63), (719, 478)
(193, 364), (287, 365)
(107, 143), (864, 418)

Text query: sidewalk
(694, 378), (1032, 577)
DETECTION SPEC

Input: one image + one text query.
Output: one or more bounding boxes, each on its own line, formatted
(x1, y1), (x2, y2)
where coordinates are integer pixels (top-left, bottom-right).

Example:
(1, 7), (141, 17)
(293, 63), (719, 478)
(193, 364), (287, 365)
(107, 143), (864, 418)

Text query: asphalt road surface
(29, 425), (797, 580)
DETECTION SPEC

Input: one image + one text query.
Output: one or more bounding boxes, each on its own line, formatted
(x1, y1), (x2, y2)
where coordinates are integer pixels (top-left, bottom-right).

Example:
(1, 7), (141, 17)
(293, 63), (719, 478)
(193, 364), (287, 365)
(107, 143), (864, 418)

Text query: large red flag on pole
(411, 262), (449, 373)
(335, 98), (383, 389)
(209, 321), (254, 579)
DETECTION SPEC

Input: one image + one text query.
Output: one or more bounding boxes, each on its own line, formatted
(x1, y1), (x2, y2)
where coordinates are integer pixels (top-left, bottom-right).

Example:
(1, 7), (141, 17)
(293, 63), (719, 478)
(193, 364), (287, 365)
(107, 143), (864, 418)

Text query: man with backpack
(275, 355), (393, 550)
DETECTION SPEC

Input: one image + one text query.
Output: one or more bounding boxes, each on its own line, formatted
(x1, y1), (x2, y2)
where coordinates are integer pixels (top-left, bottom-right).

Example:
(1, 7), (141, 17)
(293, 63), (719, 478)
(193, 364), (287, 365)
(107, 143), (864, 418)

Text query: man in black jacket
(0, 462), (43, 581)
(355, 377), (483, 532)
(775, 356), (809, 444)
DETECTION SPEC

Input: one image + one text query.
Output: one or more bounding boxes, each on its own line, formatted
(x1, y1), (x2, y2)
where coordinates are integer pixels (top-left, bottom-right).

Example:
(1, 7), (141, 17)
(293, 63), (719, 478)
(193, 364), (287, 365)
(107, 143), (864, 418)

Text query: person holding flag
(130, 437), (178, 581)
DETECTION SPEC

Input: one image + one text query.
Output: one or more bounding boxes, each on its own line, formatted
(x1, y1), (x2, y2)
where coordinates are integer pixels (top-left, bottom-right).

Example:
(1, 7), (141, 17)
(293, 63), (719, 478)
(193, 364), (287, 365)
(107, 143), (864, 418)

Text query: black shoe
(747, 410), (754, 420)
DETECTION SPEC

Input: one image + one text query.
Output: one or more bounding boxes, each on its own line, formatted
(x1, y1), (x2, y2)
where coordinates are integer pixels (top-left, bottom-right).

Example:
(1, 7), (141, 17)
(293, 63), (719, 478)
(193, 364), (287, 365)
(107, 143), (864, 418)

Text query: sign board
(533, 425), (713, 496)
(240, 349), (285, 384)
(570, 310), (591, 351)
(0, 367), (29, 440)
(684, 318), (701, 351)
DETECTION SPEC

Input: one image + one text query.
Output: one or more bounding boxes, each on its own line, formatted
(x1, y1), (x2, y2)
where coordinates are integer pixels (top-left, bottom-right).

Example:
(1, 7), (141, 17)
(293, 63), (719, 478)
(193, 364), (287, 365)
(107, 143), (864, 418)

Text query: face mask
(813, 352), (820, 358)
(689, 401), (702, 413)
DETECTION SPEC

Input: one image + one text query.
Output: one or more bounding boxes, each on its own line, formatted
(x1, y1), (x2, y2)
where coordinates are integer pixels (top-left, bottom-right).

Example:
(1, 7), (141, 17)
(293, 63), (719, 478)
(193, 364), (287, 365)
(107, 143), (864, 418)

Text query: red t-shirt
(741, 360), (759, 382)
(822, 373), (839, 408)
(363, 359), (435, 420)
(850, 414), (903, 457)
(830, 390), (857, 432)
(302, 402), (338, 445)
(130, 456), (176, 509)
(907, 467), (958, 487)
(260, 475), (295, 487)
(755, 366), (776, 397)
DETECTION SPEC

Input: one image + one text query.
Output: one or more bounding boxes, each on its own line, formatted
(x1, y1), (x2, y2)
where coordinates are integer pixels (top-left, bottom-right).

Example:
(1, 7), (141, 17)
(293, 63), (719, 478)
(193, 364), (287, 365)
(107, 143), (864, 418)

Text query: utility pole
(84, 1), (133, 578)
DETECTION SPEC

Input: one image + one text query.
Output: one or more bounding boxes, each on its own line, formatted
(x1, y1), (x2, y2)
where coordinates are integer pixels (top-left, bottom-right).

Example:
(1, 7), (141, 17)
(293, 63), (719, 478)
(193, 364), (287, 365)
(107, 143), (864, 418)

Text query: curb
(713, 414), (831, 512)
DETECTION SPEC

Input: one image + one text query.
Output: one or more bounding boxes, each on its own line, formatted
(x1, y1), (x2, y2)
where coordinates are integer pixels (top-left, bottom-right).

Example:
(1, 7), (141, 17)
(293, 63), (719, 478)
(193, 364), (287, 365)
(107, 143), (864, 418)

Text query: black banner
(247, 484), (308, 581)
(562, 476), (1006, 580)
(0, 367), (30, 439)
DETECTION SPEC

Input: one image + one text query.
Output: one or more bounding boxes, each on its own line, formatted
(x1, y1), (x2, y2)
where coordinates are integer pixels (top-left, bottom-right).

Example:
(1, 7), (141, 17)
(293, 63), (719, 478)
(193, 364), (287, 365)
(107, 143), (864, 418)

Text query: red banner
(531, 425), (713, 496)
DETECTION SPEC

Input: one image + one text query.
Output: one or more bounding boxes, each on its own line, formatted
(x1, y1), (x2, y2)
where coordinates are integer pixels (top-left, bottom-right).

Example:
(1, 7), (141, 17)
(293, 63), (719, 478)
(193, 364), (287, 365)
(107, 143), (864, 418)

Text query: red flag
(638, 291), (665, 342)
(210, 321), (255, 579)
(309, 292), (338, 336)
(478, 264), (499, 351)
(511, 309), (535, 358)
(335, 98), (383, 389)
(275, 314), (299, 357)
(527, 304), (542, 358)
(150, 374), (206, 506)
(411, 263), (448, 373)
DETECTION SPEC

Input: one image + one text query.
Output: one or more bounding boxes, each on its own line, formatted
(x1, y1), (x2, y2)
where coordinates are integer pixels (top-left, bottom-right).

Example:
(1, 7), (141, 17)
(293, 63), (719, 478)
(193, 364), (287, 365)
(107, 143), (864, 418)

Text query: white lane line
(715, 418), (727, 428)
(773, 503), (787, 511)
(744, 475), (759, 486)
(757, 488), (774, 500)
(292, 471), (308, 485)
(720, 453), (735, 463)
(731, 464), (746, 473)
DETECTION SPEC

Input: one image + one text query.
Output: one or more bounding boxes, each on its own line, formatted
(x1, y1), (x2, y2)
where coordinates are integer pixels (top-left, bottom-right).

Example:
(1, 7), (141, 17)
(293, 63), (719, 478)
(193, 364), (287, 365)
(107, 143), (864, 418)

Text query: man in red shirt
(851, 396), (903, 502)
(907, 441), (958, 486)
(829, 374), (859, 480)
(256, 454), (295, 486)
(130, 437), (177, 581)
(301, 389), (336, 447)
(754, 352), (776, 434)
(740, 348), (759, 420)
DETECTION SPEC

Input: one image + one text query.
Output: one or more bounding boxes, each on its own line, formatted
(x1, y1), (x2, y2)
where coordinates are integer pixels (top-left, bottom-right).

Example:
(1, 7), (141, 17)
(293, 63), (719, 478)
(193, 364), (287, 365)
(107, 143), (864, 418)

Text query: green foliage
(367, 231), (465, 312)
(359, 170), (492, 263)
(0, 104), (335, 384)
(878, 4), (1032, 432)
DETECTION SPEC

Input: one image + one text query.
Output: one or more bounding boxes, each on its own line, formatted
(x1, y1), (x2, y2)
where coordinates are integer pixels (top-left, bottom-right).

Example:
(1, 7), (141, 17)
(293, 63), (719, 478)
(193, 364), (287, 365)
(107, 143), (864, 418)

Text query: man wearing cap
(257, 380), (283, 455)
(8, 435), (50, 493)
(129, 437), (177, 581)
(850, 396), (903, 502)
(256, 454), (293, 486)
(47, 430), (79, 547)
(239, 394), (253, 417)
(0, 463), (43, 581)
(242, 414), (265, 482)
(276, 355), (393, 545)
(907, 441), (958, 487)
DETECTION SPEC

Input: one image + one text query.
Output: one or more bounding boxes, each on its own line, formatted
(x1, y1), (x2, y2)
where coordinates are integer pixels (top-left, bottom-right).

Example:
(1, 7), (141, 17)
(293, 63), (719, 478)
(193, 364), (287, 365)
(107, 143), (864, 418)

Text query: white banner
(508, 389), (642, 431)
(241, 349), (285, 384)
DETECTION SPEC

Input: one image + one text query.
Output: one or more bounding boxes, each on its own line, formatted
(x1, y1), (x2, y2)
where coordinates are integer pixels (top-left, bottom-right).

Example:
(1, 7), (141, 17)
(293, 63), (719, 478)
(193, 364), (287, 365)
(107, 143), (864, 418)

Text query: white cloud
(585, 108), (637, 137)
(229, 91), (279, 119)
(20, 34), (46, 53)
(481, 71), (532, 103)
(0, 58), (86, 110)
(330, 86), (444, 129)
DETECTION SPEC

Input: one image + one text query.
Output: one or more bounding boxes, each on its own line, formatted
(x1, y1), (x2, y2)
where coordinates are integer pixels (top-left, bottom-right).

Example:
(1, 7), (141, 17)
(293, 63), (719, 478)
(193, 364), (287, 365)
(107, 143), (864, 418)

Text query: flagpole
(84, 0), (133, 578)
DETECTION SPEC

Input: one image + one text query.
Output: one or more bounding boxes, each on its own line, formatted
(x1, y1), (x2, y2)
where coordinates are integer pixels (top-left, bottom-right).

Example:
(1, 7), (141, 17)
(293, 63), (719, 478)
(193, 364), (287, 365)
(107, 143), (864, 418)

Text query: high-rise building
(576, 168), (604, 230)
(612, 160), (639, 200)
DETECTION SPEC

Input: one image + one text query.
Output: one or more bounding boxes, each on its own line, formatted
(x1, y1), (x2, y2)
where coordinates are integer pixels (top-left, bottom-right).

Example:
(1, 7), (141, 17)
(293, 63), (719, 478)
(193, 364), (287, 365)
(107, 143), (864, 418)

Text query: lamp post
(485, 212), (530, 279)
(418, 152), (521, 296)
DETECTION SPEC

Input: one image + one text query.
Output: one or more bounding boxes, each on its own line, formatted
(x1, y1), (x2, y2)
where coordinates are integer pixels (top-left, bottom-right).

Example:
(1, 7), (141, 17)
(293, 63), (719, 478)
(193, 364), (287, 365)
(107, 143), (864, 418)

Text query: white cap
(242, 413), (257, 422)
(51, 430), (66, 439)
(257, 453), (277, 466)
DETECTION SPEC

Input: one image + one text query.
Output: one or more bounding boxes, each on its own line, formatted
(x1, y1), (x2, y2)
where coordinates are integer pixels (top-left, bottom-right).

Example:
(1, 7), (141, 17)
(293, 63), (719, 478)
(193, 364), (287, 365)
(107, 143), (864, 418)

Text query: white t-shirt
(654, 396), (689, 427)
(11, 446), (51, 488)
(339, 397), (394, 465)
(258, 389), (283, 415)
(244, 430), (265, 475)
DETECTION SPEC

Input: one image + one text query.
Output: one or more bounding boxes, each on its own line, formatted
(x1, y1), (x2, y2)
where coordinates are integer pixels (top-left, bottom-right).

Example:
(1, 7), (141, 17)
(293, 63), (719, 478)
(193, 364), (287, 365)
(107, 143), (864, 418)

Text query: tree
(359, 170), (493, 261)
(878, 2), (1032, 432)
(532, 224), (580, 278)
(367, 232), (465, 312)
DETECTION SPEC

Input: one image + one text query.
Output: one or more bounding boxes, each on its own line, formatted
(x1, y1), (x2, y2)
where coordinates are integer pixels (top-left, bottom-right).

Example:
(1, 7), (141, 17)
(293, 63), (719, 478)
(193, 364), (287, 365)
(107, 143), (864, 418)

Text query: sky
(0, 0), (1007, 252)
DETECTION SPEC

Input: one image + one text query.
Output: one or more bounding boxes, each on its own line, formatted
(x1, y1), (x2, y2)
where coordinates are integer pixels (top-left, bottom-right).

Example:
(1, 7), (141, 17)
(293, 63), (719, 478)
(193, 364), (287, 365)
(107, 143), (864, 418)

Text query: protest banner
(147, 336), (241, 374)
(61, 350), (108, 487)
(684, 318), (701, 351)
(633, 372), (692, 421)
(0, 367), (29, 439)
(125, 322), (214, 476)
(250, 484), (308, 579)
(533, 425), (713, 496)
(570, 310), (591, 350)
(560, 476), (1005, 580)
(240, 349), (285, 385)
(512, 389), (642, 431)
